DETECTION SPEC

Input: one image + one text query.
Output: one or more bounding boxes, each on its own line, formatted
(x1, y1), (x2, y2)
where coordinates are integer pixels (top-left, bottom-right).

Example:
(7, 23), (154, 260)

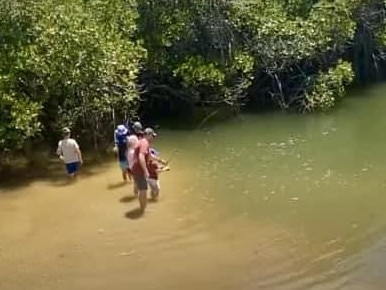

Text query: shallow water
(2, 85), (386, 289)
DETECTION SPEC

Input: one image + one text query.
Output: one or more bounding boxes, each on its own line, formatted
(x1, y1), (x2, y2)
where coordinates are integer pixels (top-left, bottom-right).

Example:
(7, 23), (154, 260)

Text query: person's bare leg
(122, 170), (128, 182)
(127, 169), (132, 182)
(150, 188), (159, 201)
(133, 183), (138, 196)
(150, 180), (160, 200)
(150, 182), (159, 201)
(67, 172), (77, 182)
(138, 190), (147, 212)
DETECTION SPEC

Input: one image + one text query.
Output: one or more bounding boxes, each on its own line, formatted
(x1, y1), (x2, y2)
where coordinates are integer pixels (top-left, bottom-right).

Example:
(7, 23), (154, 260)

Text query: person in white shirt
(126, 134), (139, 194)
(127, 134), (139, 170)
(56, 127), (83, 178)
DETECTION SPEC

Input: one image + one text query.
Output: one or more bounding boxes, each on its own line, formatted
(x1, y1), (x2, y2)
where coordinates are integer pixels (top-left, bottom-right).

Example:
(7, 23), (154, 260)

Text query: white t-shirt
(127, 148), (136, 169)
(127, 134), (139, 169)
(57, 138), (80, 164)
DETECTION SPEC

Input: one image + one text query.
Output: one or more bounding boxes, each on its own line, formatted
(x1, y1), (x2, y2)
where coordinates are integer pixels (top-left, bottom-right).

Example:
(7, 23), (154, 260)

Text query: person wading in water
(127, 134), (139, 195)
(130, 128), (159, 214)
(130, 120), (167, 168)
(147, 148), (170, 201)
(57, 127), (83, 178)
(114, 124), (131, 182)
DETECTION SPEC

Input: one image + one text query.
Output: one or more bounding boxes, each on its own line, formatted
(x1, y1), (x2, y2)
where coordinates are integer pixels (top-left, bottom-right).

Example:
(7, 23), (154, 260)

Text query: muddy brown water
(2, 85), (386, 289)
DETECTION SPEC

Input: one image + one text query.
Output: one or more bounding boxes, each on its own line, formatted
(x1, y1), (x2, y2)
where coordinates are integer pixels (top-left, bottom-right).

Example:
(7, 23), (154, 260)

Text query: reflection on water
(2, 85), (386, 289)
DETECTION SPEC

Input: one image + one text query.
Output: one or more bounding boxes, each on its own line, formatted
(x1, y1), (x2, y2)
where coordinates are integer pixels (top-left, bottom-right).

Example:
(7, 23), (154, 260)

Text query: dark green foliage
(0, 0), (144, 151)
(1, 0), (386, 157)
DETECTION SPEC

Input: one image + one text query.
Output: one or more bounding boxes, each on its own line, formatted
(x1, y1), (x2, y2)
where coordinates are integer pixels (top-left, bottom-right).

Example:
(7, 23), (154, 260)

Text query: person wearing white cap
(56, 127), (83, 178)
(114, 124), (131, 182)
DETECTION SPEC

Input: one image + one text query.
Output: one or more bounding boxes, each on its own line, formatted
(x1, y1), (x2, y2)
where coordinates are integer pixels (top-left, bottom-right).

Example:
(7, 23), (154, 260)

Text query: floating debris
(290, 197), (299, 201)
(323, 169), (332, 178)
(118, 251), (135, 257)
(326, 239), (340, 246)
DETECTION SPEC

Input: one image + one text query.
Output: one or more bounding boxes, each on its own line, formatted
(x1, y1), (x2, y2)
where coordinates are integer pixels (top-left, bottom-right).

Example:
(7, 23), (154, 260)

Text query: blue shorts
(66, 162), (79, 175)
(119, 160), (129, 171)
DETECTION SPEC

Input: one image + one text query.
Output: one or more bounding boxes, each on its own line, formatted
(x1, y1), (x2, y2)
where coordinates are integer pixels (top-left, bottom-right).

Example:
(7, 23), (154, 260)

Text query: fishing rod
(114, 109), (218, 164)
(165, 109), (219, 164)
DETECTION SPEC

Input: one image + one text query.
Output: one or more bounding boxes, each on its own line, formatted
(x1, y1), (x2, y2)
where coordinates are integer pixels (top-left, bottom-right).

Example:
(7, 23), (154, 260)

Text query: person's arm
(138, 142), (149, 178)
(157, 165), (170, 173)
(76, 147), (83, 165)
(154, 156), (168, 166)
(56, 141), (63, 161)
(56, 141), (62, 155)
(139, 153), (148, 178)
(113, 131), (118, 152)
(74, 140), (83, 164)
(113, 131), (118, 145)
(125, 137), (130, 150)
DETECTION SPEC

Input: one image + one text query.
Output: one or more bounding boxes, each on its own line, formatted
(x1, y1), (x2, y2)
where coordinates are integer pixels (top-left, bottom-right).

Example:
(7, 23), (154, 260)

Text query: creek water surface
(1, 85), (386, 290)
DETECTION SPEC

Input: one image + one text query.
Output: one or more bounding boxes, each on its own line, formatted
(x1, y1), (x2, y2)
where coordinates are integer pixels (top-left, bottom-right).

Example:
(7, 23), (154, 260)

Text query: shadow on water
(107, 182), (128, 190)
(147, 198), (159, 204)
(124, 207), (143, 219)
(0, 154), (113, 192)
(120, 196), (158, 204)
(123, 197), (159, 219)
(119, 195), (137, 203)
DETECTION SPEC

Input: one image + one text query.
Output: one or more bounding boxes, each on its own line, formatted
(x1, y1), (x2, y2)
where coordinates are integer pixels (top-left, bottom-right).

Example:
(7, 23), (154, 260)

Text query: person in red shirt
(148, 148), (170, 201)
(131, 127), (165, 213)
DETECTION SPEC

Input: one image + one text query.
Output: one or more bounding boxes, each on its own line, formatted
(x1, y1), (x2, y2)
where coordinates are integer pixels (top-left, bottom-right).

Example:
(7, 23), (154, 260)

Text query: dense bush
(1, 0), (386, 157)
(0, 0), (144, 152)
